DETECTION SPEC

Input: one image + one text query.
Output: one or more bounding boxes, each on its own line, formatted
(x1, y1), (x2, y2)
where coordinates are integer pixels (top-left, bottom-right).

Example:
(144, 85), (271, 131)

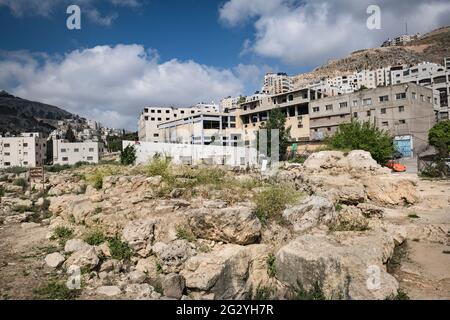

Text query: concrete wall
(123, 141), (258, 167)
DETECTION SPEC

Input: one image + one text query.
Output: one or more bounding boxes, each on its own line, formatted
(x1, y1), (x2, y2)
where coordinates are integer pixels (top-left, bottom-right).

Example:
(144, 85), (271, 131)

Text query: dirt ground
(0, 177), (449, 300)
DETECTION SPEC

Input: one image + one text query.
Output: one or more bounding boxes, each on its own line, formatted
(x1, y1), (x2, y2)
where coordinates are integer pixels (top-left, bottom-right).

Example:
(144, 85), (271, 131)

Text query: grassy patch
(385, 289), (410, 300)
(145, 155), (172, 178)
(328, 219), (370, 232)
(13, 178), (27, 188)
(12, 204), (31, 213)
(254, 184), (301, 224)
(266, 254), (277, 278)
(84, 230), (106, 246)
(51, 226), (74, 246)
(294, 281), (326, 300)
(387, 243), (409, 273)
(253, 285), (273, 300)
(155, 260), (163, 274)
(108, 237), (132, 260)
(33, 281), (80, 300)
(176, 224), (196, 242)
(408, 213), (420, 219)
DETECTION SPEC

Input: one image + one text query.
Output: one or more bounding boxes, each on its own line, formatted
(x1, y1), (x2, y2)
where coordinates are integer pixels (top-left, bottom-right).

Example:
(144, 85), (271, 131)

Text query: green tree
(428, 120), (450, 156)
(326, 120), (393, 164)
(65, 125), (76, 142)
(238, 96), (247, 104)
(120, 144), (136, 165)
(258, 108), (291, 161)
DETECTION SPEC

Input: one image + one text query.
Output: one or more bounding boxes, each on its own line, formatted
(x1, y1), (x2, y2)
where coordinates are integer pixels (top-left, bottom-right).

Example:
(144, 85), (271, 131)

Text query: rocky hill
(293, 26), (450, 86)
(0, 91), (75, 135)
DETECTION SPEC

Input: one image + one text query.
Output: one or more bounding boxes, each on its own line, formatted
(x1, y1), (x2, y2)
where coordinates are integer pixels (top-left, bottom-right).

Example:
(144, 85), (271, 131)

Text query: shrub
(108, 237), (132, 260)
(12, 204), (30, 213)
(145, 154), (172, 178)
(51, 226), (74, 245)
(45, 164), (72, 172)
(428, 120), (450, 156)
(13, 178), (27, 188)
(175, 225), (196, 242)
(33, 281), (79, 300)
(120, 144), (137, 165)
(253, 286), (273, 300)
(85, 167), (115, 190)
(294, 281), (326, 300)
(4, 166), (28, 174)
(84, 230), (106, 246)
(266, 254), (277, 278)
(254, 184), (301, 224)
(325, 120), (394, 164)
(385, 289), (410, 300)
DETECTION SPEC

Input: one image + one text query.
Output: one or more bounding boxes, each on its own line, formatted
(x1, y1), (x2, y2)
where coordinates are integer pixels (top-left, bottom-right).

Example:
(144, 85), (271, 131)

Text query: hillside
(0, 91), (75, 135)
(292, 26), (450, 86)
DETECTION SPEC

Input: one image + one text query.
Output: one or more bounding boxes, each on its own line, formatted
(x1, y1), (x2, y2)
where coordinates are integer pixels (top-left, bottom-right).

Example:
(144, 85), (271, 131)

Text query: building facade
(262, 73), (293, 95)
(0, 133), (47, 168)
(52, 140), (104, 165)
(309, 83), (436, 156)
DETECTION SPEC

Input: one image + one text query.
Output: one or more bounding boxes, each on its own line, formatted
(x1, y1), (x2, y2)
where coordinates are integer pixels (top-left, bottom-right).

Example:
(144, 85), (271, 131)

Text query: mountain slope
(0, 91), (75, 135)
(292, 26), (450, 86)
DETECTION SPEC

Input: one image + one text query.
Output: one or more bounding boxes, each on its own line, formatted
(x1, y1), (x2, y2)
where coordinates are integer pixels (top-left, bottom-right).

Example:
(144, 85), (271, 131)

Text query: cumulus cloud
(0, 0), (139, 25)
(219, 0), (450, 66)
(0, 45), (258, 130)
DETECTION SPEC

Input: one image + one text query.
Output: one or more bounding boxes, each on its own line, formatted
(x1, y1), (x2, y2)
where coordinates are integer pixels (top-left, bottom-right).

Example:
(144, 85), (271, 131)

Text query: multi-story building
(52, 140), (104, 165)
(308, 83), (436, 156)
(138, 103), (219, 143)
(262, 73), (293, 95)
(381, 34), (420, 47)
(0, 132), (47, 168)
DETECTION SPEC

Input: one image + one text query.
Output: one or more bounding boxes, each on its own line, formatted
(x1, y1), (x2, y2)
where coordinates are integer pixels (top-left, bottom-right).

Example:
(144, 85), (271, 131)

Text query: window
(166, 118), (170, 121)
(158, 118), (162, 121)
(298, 124), (303, 128)
(420, 95), (425, 102)
(313, 107), (320, 112)
(327, 127), (332, 132)
(151, 117), (155, 121)
(339, 102), (348, 108)
(166, 110), (170, 113)
(381, 108), (386, 114)
(74, 148), (79, 152)
(191, 110), (195, 114)
(153, 133), (159, 137)
(4, 152), (10, 156)
(325, 104), (333, 111)
(399, 120), (406, 124)
(379, 95), (389, 102)
(427, 96), (432, 103)
(412, 92), (417, 99)
(366, 111), (371, 117)
(23, 152), (28, 156)
(157, 110), (161, 113)
(362, 98), (372, 106)
(4, 143), (10, 148)
(181, 110), (185, 114)
(288, 95), (294, 101)
(398, 106), (405, 112)
(87, 156), (93, 161)
(353, 112), (358, 118)
(61, 148), (67, 153)
(23, 143), (28, 147)
(144, 116), (149, 121)
(382, 121), (389, 126)
(23, 161), (28, 165)
(396, 92), (406, 100)
(151, 110), (155, 113)
(352, 100), (358, 107)
(89, 148), (94, 152)
(4, 162), (10, 166)
(62, 157), (68, 161)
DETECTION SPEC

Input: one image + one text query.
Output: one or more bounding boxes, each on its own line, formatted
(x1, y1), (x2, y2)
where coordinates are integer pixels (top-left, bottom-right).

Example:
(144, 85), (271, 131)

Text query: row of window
(146, 109), (197, 115)
(60, 148), (95, 153)
(0, 151), (30, 156)
(1, 143), (42, 148)
(61, 156), (94, 161)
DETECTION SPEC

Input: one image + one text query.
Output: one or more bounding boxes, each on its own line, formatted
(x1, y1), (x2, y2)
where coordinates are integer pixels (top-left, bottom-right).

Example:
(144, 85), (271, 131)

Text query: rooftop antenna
(405, 20), (408, 35)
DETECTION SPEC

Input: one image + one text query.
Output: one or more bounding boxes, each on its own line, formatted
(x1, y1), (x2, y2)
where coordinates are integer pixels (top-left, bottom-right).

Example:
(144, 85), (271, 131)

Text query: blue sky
(1, 0), (449, 130)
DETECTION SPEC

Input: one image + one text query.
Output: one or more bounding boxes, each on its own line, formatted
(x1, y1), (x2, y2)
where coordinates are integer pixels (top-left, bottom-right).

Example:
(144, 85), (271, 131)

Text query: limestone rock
(275, 232), (398, 300)
(283, 196), (336, 233)
(96, 286), (121, 297)
(65, 247), (99, 270)
(189, 205), (261, 245)
(122, 219), (156, 254)
(64, 239), (91, 253)
(128, 270), (147, 284)
(152, 240), (193, 273)
(162, 273), (185, 299)
(45, 252), (65, 268)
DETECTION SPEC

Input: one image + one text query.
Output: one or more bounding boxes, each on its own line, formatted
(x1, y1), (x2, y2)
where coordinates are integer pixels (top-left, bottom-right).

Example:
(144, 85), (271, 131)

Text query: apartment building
(390, 60), (449, 120)
(138, 103), (219, 142)
(381, 34), (420, 47)
(262, 73), (293, 95)
(157, 111), (241, 146)
(52, 140), (104, 165)
(0, 132), (47, 168)
(309, 83), (436, 156)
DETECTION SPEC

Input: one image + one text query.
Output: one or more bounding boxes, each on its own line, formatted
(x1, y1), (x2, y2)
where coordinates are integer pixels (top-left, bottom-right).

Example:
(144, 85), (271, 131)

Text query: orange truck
(386, 160), (407, 172)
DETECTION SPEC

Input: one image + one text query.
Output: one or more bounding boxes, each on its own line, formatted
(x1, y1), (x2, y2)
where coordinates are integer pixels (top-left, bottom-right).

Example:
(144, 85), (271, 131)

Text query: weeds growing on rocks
(33, 281), (80, 300)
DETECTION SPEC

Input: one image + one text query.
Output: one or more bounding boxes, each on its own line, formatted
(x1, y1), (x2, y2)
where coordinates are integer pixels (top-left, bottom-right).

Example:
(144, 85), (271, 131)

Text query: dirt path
(0, 223), (57, 299)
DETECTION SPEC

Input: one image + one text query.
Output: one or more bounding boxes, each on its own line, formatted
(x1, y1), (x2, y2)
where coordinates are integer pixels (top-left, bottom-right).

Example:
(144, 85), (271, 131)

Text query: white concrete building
(0, 132), (47, 168)
(262, 73), (293, 95)
(123, 140), (258, 167)
(52, 140), (104, 165)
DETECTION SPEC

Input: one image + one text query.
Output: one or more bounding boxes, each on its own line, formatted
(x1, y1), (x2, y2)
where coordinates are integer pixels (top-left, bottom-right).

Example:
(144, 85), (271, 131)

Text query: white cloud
(0, 0), (139, 25)
(220, 0), (450, 66)
(0, 45), (258, 130)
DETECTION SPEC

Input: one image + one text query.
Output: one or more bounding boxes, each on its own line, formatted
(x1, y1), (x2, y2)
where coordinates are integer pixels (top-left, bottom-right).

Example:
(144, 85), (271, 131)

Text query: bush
(4, 166), (28, 174)
(33, 281), (79, 300)
(175, 225), (196, 242)
(254, 184), (301, 224)
(428, 120), (450, 156)
(51, 226), (74, 245)
(108, 237), (132, 260)
(294, 281), (326, 300)
(45, 164), (72, 173)
(13, 178), (27, 188)
(84, 230), (106, 246)
(253, 286), (273, 300)
(85, 167), (115, 190)
(120, 144), (137, 165)
(385, 289), (410, 300)
(266, 254), (277, 278)
(145, 154), (172, 178)
(325, 120), (394, 164)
